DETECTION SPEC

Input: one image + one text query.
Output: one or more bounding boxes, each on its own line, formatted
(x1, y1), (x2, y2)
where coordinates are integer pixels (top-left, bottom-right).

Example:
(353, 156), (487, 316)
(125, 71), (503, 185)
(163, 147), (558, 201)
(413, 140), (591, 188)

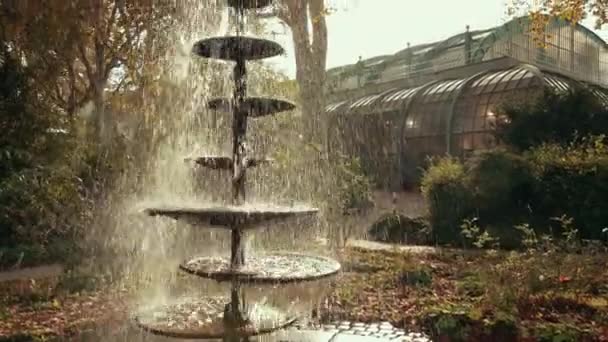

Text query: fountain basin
(144, 205), (318, 229)
(208, 97), (296, 117)
(180, 253), (341, 283)
(134, 297), (296, 339)
(192, 36), (284, 61)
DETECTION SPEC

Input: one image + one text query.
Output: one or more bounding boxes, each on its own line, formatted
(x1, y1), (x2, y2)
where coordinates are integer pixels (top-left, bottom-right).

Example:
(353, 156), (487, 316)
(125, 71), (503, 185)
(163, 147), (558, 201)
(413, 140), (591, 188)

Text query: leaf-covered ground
(0, 288), (128, 340)
(1, 247), (607, 341)
(321, 247), (608, 341)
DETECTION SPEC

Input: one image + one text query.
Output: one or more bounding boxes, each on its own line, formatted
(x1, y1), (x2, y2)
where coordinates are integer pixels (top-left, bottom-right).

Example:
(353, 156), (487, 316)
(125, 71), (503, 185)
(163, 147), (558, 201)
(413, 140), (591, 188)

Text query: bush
(496, 88), (608, 151)
(325, 155), (374, 247)
(367, 213), (430, 245)
(422, 138), (608, 247)
(465, 150), (538, 248)
(0, 167), (84, 240)
(0, 47), (89, 267)
(528, 137), (608, 241)
(335, 156), (374, 214)
(421, 157), (472, 245)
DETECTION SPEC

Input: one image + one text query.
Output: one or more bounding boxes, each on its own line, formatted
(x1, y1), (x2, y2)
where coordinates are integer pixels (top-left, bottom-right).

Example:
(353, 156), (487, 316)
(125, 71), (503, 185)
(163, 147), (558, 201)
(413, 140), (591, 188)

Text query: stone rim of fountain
(144, 205), (319, 230)
(134, 297), (298, 340)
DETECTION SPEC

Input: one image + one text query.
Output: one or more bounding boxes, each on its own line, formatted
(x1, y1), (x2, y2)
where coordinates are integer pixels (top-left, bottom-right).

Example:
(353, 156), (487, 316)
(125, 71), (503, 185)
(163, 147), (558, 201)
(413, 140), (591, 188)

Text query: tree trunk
(93, 0), (112, 148)
(93, 81), (111, 146)
(282, 0), (328, 142)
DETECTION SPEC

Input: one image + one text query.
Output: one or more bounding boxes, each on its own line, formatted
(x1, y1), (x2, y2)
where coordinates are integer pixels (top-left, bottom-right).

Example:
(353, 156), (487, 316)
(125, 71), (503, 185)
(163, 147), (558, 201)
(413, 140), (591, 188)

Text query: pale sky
(262, 0), (608, 78)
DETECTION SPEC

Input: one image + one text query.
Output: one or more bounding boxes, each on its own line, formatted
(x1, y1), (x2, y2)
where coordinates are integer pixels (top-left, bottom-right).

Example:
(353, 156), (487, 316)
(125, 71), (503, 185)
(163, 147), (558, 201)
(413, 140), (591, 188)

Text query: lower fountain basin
(144, 205), (318, 229)
(134, 297), (296, 339)
(180, 252), (341, 283)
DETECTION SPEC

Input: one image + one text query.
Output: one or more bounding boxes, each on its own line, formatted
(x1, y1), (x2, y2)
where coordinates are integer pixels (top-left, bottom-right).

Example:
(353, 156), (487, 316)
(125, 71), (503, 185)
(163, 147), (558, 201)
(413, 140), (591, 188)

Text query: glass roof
(325, 100), (347, 113)
(543, 74), (572, 93)
(589, 87), (608, 105)
(325, 64), (608, 116)
(468, 68), (537, 95)
(419, 79), (466, 103)
(349, 94), (381, 109)
(383, 87), (421, 103)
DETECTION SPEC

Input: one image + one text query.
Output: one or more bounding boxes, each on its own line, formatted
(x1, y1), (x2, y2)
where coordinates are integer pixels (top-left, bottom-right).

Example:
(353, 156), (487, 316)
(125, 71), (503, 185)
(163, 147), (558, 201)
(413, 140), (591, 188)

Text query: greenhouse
(325, 16), (608, 190)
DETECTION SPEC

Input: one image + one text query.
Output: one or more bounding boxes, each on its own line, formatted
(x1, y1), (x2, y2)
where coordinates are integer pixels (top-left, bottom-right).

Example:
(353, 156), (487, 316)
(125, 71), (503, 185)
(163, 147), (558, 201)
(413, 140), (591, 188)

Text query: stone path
(314, 237), (439, 255)
(347, 240), (438, 254)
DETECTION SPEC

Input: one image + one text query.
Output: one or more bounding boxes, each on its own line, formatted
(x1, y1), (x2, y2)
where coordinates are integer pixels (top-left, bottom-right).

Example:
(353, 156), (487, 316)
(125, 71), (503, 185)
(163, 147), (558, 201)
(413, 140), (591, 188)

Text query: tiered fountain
(133, 0), (341, 340)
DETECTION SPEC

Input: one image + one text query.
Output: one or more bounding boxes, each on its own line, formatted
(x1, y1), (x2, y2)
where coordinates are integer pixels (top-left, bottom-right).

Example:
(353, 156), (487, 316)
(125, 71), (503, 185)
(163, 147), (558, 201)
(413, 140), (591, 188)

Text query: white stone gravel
(280, 321), (430, 342)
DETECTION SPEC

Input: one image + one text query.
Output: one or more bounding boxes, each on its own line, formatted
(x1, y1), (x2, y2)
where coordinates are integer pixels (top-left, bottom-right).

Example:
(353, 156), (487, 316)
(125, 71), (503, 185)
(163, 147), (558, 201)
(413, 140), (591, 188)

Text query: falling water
(83, 1), (346, 340)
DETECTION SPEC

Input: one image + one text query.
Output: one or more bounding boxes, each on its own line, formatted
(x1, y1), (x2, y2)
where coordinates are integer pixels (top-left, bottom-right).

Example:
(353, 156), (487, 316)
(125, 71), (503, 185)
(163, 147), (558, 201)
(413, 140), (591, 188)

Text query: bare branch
(52, 83), (67, 107)
(77, 40), (96, 85)
(105, 0), (120, 40)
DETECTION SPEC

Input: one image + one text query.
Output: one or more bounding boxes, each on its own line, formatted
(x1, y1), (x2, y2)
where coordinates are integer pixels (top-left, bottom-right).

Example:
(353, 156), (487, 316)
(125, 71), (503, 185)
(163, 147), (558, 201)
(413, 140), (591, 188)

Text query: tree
(509, 0), (608, 39)
(264, 0), (329, 141)
(0, 1), (174, 146)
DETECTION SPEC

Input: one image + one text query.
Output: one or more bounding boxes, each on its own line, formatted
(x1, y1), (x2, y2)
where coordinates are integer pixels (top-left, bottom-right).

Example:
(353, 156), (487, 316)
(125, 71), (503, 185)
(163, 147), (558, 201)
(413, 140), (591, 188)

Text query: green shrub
(421, 139), (608, 247)
(456, 273), (485, 297)
(527, 137), (608, 241)
(367, 214), (430, 244)
(466, 150), (538, 248)
(460, 218), (499, 249)
(421, 157), (473, 245)
(466, 150), (535, 218)
(335, 156), (374, 214)
(496, 88), (608, 151)
(529, 323), (592, 342)
(421, 308), (473, 342)
(0, 46), (89, 266)
(0, 167), (85, 241)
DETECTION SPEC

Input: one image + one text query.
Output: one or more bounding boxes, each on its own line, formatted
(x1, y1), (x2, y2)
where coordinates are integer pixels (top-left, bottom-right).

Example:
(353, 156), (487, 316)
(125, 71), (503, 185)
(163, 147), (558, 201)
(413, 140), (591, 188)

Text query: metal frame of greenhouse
(324, 16), (608, 190)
